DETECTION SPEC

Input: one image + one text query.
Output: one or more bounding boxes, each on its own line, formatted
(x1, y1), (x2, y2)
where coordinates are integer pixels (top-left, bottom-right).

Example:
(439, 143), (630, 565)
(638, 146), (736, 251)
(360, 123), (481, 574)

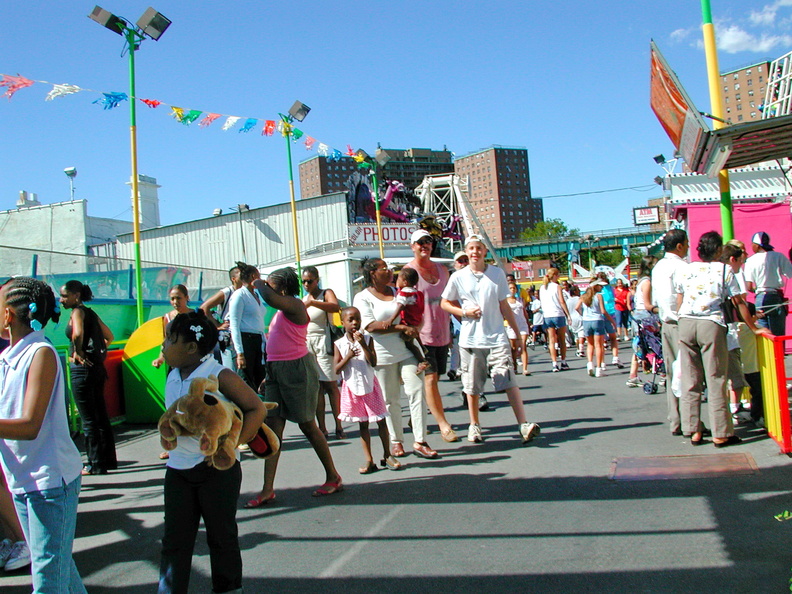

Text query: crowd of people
(0, 227), (789, 592)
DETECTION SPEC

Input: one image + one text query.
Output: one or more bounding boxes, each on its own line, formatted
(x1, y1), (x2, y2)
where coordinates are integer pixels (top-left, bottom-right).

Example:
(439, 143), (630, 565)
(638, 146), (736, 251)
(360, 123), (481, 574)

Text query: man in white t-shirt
(744, 231), (792, 337)
(441, 235), (540, 446)
(650, 229), (688, 435)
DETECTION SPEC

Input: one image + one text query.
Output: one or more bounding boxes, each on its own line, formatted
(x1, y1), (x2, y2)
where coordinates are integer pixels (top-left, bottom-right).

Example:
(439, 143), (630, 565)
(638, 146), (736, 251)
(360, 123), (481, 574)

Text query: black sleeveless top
(65, 305), (107, 366)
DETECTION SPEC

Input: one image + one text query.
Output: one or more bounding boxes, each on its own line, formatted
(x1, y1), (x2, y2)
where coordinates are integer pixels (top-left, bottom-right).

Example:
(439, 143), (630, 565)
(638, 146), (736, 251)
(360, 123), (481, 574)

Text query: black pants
(158, 461), (242, 594)
(240, 332), (266, 392)
(69, 363), (117, 472)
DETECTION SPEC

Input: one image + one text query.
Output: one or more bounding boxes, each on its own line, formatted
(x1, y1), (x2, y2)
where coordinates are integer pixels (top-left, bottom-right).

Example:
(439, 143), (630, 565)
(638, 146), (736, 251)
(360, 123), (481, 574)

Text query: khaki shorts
(460, 344), (516, 396)
(306, 334), (337, 382)
(264, 354), (320, 424)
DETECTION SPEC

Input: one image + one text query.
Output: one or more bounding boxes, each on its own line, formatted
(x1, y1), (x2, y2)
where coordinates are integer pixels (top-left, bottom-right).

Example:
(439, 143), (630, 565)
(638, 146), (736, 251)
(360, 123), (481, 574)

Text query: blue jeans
(13, 476), (86, 593)
(756, 290), (787, 337)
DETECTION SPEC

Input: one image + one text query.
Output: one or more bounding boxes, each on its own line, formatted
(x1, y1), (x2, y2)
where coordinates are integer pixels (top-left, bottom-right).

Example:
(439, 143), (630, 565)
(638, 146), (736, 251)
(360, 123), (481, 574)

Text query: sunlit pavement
(4, 346), (792, 593)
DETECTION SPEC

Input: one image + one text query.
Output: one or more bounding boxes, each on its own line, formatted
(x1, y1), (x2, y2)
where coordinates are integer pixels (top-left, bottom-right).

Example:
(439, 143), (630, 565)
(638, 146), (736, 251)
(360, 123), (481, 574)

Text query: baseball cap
(464, 234), (486, 247)
(454, 251), (468, 262)
(410, 229), (433, 244)
(751, 231), (773, 250)
(592, 280), (608, 286)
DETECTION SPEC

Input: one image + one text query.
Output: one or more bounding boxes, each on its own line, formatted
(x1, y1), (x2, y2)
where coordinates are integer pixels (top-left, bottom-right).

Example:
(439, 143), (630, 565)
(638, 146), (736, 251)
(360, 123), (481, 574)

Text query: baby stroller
(632, 314), (665, 394)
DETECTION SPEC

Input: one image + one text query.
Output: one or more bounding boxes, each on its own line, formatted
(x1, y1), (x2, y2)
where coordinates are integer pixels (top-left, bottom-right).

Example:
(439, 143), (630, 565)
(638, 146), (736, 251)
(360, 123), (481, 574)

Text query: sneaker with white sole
(520, 422), (541, 444)
(552, 363), (560, 373)
(595, 367), (602, 378)
(467, 423), (483, 443)
(560, 361), (570, 371)
(4, 541), (30, 572)
(0, 538), (13, 569)
(625, 377), (642, 388)
(478, 395), (489, 411)
(587, 362), (594, 377)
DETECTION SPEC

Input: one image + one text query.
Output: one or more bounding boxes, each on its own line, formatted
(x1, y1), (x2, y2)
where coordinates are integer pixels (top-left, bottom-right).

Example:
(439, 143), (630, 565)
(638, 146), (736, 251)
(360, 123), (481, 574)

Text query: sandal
(381, 456), (402, 471)
(243, 492), (276, 508)
(312, 478), (344, 497)
(714, 435), (742, 448)
(358, 462), (378, 475)
(335, 428), (347, 440)
(441, 427), (459, 443)
(391, 443), (406, 457)
(159, 451), (170, 460)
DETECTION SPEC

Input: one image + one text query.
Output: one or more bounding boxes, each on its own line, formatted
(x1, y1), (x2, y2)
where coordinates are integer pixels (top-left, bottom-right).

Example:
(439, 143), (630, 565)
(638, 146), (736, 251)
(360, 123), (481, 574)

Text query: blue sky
(2, 0), (792, 234)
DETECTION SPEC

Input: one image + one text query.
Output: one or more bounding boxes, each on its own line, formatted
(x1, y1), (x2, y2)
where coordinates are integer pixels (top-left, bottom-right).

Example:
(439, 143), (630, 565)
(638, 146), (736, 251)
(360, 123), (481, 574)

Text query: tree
(520, 218), (580, 242)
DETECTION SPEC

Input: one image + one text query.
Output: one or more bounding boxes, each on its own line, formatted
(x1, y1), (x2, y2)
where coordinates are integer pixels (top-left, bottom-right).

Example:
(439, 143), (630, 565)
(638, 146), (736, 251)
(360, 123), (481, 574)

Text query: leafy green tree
(520, 218), (580, 241)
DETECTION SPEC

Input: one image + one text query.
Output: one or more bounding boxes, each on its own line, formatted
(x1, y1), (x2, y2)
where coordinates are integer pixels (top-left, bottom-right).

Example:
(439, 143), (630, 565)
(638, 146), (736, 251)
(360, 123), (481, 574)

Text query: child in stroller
(629, 314), (665, 394)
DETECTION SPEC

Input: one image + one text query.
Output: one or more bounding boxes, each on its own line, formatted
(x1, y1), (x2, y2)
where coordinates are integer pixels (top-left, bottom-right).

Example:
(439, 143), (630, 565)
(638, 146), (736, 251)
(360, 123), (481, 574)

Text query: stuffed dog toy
(158, 375), (280, 470)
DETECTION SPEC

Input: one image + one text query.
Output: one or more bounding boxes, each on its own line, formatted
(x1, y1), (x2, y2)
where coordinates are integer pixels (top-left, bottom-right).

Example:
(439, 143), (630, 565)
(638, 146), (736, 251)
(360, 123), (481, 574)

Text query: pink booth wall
(680, 201), (792, 340)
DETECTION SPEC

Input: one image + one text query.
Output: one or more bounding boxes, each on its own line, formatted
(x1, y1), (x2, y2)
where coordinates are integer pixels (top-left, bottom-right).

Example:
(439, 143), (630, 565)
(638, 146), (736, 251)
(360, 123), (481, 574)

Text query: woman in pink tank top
(243, 268), (342, 508)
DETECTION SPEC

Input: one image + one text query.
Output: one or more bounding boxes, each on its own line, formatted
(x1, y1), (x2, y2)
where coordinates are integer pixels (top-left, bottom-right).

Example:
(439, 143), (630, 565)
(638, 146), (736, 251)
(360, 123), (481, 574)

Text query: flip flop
(312, 479), (343, 497)
(243, 492), (276, 508)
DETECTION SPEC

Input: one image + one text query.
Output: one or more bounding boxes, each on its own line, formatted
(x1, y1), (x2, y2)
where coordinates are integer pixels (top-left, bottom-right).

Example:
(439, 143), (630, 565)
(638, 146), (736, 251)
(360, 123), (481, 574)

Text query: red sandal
(243, 492), (276, 508)
(312, 478), (343, 497)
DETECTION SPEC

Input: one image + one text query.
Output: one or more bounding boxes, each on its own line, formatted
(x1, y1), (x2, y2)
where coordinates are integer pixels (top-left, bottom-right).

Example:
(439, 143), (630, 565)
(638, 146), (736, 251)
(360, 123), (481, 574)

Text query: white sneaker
(520, 422), (541, 444)
(4, 541), (30, 571)
(612, 358), (624, 369)
(587, 362), (594, 377)
(626, 377), (642, 388)
(478, 395), (489, 411)
(552, 363), (560, 373)
(467, 423), (483, 443)
(0, 538), (12, 569)
(595, 367), (602, 378)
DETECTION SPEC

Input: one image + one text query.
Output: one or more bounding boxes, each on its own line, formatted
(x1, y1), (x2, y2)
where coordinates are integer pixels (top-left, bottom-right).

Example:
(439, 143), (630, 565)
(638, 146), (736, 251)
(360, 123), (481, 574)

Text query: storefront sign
(633, 207), (661, 225)
(348, 223), (417, 246)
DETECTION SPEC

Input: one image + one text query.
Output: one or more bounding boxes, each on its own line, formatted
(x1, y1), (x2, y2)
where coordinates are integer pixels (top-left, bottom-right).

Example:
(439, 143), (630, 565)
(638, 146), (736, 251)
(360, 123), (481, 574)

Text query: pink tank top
(266, 310), (309, 361)
(407, 261), (451, 347)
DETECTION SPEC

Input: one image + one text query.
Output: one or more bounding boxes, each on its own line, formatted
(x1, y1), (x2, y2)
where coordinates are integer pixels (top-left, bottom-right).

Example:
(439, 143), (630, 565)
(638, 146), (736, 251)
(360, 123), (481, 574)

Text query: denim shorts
(603, 318), (616, 335)
(583, 319), (607, 336)
(544, 316), (567, 330)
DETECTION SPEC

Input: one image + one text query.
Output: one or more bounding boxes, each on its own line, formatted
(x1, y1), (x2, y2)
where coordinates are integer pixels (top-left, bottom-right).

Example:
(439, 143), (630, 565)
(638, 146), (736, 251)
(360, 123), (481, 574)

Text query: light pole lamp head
(88, 6), (124, 35)
(653, 154), (666, 165)
(64, 167), (77, 179)
(136, 7), (171, 40)
(288, 101), (310, 122)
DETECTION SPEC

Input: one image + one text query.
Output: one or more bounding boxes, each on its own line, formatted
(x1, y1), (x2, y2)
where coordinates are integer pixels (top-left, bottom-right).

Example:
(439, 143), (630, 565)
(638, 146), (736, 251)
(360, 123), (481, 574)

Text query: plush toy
(158, 375), (280, 470)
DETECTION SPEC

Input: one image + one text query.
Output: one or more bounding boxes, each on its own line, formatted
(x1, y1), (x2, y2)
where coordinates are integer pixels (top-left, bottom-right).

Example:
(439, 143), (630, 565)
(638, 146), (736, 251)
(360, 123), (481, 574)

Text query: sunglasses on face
(302, 278), (316, 284)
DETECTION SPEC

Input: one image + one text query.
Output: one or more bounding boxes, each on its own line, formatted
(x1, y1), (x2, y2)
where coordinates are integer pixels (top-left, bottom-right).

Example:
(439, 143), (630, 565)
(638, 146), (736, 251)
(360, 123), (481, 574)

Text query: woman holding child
(353, 258), (438, 460)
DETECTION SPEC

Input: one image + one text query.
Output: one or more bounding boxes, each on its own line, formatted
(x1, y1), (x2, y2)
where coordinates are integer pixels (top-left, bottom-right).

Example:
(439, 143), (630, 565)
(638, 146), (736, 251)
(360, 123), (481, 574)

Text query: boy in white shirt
(441, 235), (540, 445)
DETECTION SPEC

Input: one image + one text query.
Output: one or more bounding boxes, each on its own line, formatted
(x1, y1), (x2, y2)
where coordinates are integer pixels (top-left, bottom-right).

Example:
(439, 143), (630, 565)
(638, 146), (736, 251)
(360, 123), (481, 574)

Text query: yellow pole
(702, 0), (734, 241)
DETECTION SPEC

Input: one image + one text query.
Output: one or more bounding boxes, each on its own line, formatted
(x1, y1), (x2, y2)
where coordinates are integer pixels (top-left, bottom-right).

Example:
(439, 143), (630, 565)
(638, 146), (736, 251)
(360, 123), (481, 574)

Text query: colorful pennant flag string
(0, 72), (369, 166)
(92, 92), (128, 110)
(45, 83), (81, 101)
(1, 74), (34, 100)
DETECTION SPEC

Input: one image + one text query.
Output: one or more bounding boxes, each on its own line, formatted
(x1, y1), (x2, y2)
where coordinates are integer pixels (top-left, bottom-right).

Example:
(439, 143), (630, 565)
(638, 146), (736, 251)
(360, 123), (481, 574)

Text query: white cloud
(750, 0), (792, 27)
(717, 24), (792, 53)
(670, 28), (693, 43)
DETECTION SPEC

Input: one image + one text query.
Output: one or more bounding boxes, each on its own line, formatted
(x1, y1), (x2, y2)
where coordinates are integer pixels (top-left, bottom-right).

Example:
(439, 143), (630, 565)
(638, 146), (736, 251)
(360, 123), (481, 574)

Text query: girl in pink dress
(334, 307), (401, 474)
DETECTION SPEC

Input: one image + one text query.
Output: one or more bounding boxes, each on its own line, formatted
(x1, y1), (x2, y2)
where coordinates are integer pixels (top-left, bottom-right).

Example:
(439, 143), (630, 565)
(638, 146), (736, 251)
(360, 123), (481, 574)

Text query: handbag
(322, 290), (343, 355)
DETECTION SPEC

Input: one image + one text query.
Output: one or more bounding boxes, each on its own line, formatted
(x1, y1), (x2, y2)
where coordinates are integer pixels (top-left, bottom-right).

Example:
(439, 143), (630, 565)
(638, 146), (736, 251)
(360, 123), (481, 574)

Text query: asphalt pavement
(4, 343), (792, 593)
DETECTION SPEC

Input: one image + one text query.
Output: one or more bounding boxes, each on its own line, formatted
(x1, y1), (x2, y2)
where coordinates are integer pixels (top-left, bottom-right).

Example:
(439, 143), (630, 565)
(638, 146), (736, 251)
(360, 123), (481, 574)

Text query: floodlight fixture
(238, 203), (250, 212)
(654, 176), (664, 185)
(653, 154), (666, 165)
(64, 167), (77, 179)
(88, 6), (124, 35)
(213, 208), (223, 216)
(375, 151), (391, 167)
(288, 101), (310, 122)
(136, 7), (171, 40)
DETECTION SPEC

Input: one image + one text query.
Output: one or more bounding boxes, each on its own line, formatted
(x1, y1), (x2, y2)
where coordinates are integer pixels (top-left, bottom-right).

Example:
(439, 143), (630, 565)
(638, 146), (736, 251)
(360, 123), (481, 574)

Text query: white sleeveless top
(0, 331), (82, 493)
(539, 282), (565, 318)
(335, 334), (375, 395)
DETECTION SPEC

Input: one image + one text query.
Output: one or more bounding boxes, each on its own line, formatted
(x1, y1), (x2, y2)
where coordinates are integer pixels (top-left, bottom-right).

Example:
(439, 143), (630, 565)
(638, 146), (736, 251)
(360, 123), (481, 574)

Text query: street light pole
(88, 5), (171, 327)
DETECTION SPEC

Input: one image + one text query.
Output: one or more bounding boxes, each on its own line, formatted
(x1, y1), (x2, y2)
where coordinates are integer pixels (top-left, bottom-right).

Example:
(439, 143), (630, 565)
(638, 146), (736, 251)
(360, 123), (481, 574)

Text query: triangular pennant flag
(345, 145), (355, 156)
(92, 92), (128, 110)
(291, 128), (304, 140)
(141, 98), (162, 108)
(0, 74), (34, 100)
(171, 106), (186, 122)
(239, 118), (257, 133)
(262, 120), (276, 136)
(222, 116), (240, 131)
(329, 149), (343, 162)
(305, 136), (316, 150)
(45, 83), (81, 101)
(181, 110), (202, 125)
(317, 143), (329, 156)
(198, 113), (221, 127)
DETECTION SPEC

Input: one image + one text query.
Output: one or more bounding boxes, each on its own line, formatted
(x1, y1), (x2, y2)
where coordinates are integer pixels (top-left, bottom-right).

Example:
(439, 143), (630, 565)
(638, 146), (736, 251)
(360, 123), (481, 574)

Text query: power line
(533, 184), (657, 200)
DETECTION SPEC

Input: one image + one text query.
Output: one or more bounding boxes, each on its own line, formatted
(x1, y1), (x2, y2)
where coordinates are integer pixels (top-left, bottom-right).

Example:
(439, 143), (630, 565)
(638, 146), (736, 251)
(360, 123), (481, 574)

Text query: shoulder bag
(323, 290), (343, 355)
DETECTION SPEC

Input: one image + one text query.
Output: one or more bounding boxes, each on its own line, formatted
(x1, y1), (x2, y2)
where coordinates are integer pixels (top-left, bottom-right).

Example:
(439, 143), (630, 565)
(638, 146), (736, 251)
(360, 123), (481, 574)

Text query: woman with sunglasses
(302, 266), (345, 440)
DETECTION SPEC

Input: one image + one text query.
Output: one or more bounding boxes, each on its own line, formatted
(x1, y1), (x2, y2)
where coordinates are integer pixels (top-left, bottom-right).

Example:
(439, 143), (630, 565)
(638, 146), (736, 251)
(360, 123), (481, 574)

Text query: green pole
(371, 167), (384, 259)
(126, 27), (145, 326)
(282, 116), (302, 289)
(701, 0), (735, 241)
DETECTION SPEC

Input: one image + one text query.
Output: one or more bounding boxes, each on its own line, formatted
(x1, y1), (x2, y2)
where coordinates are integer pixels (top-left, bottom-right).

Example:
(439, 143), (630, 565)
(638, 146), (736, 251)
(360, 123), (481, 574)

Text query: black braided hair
(166, 310), (218, 357)
(235, 262), (258, 283)
(63, 279), (93, 302)
(2, 277), (60, 330)
(360, 257), (385, 288)
(268, 267), (299, 296)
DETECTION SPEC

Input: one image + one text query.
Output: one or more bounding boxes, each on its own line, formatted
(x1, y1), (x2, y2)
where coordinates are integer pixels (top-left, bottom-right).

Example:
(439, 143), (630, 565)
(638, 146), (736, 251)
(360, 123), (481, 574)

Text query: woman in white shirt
(538, 268), (571, 372)
(228, 262), (267, 391)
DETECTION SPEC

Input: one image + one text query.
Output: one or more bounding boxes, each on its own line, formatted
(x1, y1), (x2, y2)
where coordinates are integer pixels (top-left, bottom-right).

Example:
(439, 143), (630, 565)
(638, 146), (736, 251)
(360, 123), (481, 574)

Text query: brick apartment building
(721, 60), (770, 124)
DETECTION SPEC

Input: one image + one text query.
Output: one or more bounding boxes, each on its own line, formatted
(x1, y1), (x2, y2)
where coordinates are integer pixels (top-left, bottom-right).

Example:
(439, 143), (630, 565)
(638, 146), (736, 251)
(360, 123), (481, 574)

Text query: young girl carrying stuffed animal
(157, 310), (266, 594)
(0, 277), (87, 592)
(334, 307), (401, 473)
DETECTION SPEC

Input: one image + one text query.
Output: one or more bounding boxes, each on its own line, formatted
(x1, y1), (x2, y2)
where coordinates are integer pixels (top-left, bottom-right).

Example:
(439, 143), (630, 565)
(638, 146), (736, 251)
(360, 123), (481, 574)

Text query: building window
(748, 79), (753, 86)
(735, 83), (740, 90)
